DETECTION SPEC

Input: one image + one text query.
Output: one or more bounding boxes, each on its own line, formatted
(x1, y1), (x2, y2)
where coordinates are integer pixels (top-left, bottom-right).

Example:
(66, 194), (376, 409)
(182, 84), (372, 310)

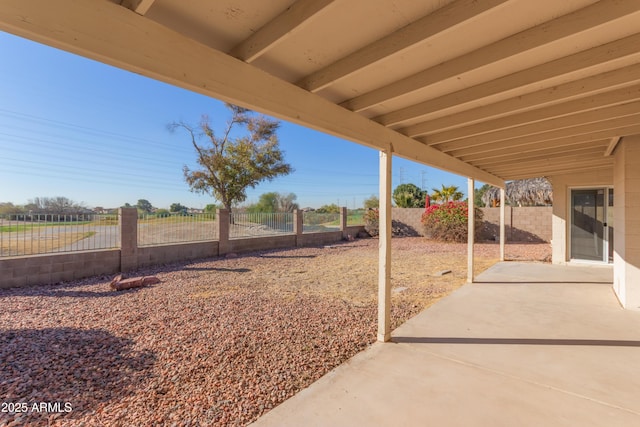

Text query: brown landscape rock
(110, 275), (161, 291)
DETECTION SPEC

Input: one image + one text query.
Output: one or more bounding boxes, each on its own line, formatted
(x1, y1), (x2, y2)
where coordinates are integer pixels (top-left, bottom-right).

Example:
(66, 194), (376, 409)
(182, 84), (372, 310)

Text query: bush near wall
(421, 202), (483, 242)
(363, 208), (379, 236)
(364, 208), (424, 237)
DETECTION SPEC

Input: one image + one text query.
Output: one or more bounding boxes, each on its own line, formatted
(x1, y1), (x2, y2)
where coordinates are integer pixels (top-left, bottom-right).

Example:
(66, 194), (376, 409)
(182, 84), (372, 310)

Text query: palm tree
(431, 184), (464, 203)
(482, 177), (553, 207)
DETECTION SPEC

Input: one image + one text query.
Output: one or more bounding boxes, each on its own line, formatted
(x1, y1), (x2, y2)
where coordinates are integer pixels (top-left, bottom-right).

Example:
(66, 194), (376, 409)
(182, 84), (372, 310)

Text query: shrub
(363, 208), (379, 237)
(316, 203), (341, 214)
(421, 201), (483, 242)
(393, 183), (425, 208)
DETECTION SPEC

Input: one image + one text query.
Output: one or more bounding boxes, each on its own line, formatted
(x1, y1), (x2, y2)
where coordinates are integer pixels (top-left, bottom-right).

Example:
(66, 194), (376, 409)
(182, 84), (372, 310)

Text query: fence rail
(138, 213), (218, 246)
(302, 211), (341, 233)
(0, 213), (119, 257)
(347, 209), (365, 226)
(1, 208), (360, 258)
(229, 212), (294, 239)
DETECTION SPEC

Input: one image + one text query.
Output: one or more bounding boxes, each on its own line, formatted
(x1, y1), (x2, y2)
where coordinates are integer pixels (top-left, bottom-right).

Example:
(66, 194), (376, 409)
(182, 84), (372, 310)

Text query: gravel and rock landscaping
(0, 238), (550, 426)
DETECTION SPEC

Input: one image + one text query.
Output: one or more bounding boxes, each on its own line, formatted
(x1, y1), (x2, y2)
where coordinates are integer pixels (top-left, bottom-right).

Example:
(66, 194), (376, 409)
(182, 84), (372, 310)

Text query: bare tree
(26, 196), (86, 214)
(277, 192), (299, 212)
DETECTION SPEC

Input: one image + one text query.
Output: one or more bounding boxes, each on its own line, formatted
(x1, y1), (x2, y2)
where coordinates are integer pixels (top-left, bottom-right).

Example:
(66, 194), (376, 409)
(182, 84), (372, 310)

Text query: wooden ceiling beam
(341, 0), (640, 112)
(447, 124), (640, 158)
(492, 161), (614, 179)
(229, 0), (335, 63)
(433, 106), (640, 152)
(0, 0), (504, 187)
(120, 0), (155, 15)
(605, 136), (622, 156)
(461, 139), (611, 163)
(472, 145), (608, 168)
(380, 62), (640, 129)
(487, 155), (613, 174)
(502, 164), (613, 180)
(425, 89), (640, 145)
(381, 48), (640, 130)
(296, 0), (508, 92)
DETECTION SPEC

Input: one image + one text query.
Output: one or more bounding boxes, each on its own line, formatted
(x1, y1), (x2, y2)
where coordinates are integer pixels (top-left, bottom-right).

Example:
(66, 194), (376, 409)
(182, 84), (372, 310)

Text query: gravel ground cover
(0, 238), (550, 426)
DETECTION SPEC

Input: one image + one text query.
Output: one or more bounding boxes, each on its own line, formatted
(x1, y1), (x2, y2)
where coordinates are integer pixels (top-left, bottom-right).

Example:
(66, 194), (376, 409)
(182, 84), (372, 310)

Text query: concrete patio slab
(475, 261), (613, 283)
(252, 262), (640, 427)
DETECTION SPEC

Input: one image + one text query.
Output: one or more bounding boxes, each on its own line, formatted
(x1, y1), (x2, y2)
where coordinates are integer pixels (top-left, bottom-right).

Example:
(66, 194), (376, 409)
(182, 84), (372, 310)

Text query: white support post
(467, 178), (475, 283)
(500, 187), (506, 261)
(378, 149), (392, 342)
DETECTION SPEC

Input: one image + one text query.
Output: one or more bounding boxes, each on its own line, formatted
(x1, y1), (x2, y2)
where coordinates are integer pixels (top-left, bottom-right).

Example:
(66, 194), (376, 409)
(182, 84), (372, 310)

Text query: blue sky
(0, 31), (480, 210)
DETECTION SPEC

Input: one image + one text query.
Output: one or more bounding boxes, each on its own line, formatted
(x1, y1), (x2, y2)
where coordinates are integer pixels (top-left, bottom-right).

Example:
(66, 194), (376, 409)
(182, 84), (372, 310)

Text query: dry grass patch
(0, 231), (94, 256)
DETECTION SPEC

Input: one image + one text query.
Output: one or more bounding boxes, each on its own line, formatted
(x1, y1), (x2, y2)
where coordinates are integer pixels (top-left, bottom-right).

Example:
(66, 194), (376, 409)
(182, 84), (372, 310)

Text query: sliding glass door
(570, 188), (613, 263)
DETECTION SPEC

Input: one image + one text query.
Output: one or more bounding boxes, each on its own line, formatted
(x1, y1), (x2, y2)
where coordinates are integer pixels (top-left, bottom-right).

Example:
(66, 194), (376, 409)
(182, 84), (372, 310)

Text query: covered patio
(2, 1), (640, 424)
(3, 0), (640, 335)
(252, 262), (640, 427)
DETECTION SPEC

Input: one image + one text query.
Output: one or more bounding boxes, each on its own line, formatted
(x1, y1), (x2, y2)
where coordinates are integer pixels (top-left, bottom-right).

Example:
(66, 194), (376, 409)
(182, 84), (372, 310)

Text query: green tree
(431, 185), (463, 203)
(0, 202), (23, 215)
(247, 192), (279, 213)
(136, 199), (154, 213)
(393, 183), (426, 208)
(170, 202), (188, 213)
(317, 203), (340, 214)
(363, 195), (379, 209)
(170, 103), (293, 210)
(204, 204), (218, 213)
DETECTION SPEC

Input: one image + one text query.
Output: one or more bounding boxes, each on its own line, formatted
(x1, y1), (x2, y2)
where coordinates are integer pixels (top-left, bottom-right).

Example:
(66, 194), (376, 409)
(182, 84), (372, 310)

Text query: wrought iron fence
(229, 212), (294, 239)
(0, 213), (119, 257)
(302, 211), (341, 233)
(0, 208), (358, 257)
(137, 212), (218, 246)
(347, 208), (365, 226)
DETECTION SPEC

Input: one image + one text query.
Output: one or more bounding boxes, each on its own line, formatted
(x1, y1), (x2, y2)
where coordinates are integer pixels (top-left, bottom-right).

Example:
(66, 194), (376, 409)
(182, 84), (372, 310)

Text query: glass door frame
(568, 186), (613, 264)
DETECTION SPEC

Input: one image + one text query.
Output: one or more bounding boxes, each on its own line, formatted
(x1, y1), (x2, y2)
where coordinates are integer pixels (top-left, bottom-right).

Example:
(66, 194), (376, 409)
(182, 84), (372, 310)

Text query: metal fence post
(293, 209), (303, 246)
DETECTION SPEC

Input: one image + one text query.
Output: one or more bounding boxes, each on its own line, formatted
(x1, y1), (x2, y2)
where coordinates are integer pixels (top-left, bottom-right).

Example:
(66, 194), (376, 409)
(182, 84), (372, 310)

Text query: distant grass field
(0, 231), (96, 256)
(0, 222), (93, 233)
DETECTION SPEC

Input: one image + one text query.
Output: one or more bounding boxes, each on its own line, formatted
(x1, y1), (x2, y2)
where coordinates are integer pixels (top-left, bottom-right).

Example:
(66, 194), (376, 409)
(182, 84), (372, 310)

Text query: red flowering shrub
(421, 201), (483, 242)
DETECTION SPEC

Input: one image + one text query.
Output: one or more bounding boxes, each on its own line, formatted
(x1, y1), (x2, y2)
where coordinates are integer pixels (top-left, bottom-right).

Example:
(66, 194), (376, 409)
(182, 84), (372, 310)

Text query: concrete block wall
(137, 241), (219, 268)
(391, 208), (425, 236)
(511, 207), (552, 242)
(228, 235), (297, 254)
(391, 206), (552, 242)
(480, 207), (552, 242)
(0, 250), (120, 289)
(298, 231), (343, 247)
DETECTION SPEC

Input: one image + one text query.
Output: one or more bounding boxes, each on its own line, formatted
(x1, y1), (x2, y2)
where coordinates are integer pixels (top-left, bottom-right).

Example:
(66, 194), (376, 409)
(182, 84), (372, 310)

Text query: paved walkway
(252, 262), (640, 427)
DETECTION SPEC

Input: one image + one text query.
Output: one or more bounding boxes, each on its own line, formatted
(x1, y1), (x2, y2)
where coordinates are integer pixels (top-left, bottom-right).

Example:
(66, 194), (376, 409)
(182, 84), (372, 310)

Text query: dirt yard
(0, 238), (550, 426)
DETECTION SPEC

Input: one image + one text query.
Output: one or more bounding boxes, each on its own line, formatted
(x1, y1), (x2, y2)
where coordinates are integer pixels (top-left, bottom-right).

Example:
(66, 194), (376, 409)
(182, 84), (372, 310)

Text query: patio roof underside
(3, 0), (640, 186)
